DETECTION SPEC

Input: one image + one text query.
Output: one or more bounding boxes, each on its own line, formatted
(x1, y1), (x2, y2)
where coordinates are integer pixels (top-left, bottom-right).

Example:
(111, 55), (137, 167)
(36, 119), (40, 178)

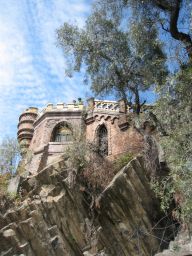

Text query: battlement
(37, 102), (84, 117)
(23, 100), (129, 121)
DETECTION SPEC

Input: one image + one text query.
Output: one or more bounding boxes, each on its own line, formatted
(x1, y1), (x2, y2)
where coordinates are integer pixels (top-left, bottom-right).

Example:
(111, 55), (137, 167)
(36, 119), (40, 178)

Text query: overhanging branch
(169, 0), (192, 58)
(153, 0), (192, 59)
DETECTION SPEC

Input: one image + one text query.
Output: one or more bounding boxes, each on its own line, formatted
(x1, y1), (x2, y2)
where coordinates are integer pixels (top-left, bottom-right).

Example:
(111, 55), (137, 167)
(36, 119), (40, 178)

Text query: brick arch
(104, 115), (111, 121)
(51, 121), (73, 142)
(111, 116), (119, 124)
(95, 114), (117, 122)
(98, 115), (105, 121)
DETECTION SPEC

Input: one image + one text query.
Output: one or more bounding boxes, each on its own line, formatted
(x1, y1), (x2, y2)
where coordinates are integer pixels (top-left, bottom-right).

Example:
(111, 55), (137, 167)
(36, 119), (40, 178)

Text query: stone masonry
(17, 99), (144, 174)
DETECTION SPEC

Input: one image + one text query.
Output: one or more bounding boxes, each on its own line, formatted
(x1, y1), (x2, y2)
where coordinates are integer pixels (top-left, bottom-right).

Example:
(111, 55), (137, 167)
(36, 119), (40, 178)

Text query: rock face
(155, 230), (192, 256)
(0, 157), (175, 256)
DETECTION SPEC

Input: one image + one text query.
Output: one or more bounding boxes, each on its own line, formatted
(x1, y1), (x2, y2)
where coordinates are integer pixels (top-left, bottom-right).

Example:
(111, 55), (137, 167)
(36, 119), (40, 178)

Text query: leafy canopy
(0, 137), (20, 175)
(98, 0), (192, 62)
(154, 65), (192, 221)
(57, 4), (167, 113)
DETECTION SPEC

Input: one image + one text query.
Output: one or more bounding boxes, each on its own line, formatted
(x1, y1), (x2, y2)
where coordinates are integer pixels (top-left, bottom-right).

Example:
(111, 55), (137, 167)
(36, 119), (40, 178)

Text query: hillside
(0, 156), (178, 256)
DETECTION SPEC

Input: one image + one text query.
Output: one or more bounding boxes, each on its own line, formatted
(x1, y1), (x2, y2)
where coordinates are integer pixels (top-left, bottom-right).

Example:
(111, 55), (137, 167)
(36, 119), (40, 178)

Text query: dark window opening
(98, 125), (108, 156)
(52, 123), (72, 143)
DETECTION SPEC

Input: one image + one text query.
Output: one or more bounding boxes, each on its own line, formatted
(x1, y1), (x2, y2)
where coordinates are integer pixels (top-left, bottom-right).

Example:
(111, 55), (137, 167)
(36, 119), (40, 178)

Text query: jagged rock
(7, 176), (21, 195)
(0, 157), (176, 256)
(155, 230), (192, 256)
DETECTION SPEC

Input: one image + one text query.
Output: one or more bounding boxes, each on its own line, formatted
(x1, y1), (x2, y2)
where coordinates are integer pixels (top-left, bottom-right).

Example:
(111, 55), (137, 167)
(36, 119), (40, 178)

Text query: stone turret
(17, 107), (38, 155)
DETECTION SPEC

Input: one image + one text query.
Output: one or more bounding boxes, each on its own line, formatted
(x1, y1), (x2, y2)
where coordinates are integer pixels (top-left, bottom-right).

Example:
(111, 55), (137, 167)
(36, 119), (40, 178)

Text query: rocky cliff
(0, 157), (176, 256)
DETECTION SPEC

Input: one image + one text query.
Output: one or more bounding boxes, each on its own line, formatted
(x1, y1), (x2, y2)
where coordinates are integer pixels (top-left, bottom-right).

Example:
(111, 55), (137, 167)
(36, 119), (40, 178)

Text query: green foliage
(172, 242), (181, 252)
(57, 0), (192, 223)
(57, 2), (167, 113)
(0, 137), (20, 175)
(155, 65), (192, 169)
(64, 127), (88, 172)
(0, 173), (15, 212)
(64, 129), (112, 191)
(64, 127), (134, 191)
(151, 176), (174, 213)
(16, 149), (33, 175)
(153, 65), (192, 222)
(114, 152), (134, 170)
(65, 139), (88, 172)
(98, 0), (192, 61)
(0, 172), (11, 196)
(7, 191), (18, 200)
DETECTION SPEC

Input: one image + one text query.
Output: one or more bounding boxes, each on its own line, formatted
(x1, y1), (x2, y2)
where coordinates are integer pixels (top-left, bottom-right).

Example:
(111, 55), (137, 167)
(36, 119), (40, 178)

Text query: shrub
(64, 125), (135, 194)
(114, 152), (134, 171)
(64, 127), (89, 172)
(0, 172), (11, 196)
(152, 67), (192, 224)
(0, 173), (15, 214)
(82, 154), (116, 192)
(0, 136), (20, 175)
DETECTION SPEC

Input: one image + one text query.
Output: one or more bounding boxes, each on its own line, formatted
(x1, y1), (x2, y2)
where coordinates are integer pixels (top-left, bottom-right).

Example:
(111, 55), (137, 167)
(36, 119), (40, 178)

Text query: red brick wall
(86, 115), (143, 157)
(30, 116), (82, 152)
(26, 110), (144, 173)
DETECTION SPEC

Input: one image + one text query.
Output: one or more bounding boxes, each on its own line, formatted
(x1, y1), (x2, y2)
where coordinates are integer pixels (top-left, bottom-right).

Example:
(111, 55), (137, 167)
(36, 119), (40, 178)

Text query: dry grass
(82, 152), (134, 192)
(0, 173), (14, 214)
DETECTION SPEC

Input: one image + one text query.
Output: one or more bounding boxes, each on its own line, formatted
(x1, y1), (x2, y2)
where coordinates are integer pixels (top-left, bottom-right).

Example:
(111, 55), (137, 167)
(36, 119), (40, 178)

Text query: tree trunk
(154, 0), (192, 60)
(169, 0), (192, 60)
(134, 87), (141, 115)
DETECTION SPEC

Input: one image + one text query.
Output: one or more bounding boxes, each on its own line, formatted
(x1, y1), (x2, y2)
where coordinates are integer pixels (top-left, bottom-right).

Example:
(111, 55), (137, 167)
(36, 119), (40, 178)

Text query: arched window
(97, 124), (108, 156)
(52, 122), (72, 142)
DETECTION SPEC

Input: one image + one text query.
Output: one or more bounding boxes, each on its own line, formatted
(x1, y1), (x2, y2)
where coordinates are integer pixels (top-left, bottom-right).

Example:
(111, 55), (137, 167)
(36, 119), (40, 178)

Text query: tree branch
(153, 0), (192, 59)
(153, 0), (172, 11)
(160, 22), (169, 32)
(169, 0), (192, 59)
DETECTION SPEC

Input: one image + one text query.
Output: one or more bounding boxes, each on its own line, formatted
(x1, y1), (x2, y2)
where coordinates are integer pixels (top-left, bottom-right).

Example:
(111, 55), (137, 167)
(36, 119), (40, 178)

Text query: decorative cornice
(34, 110), (83, 127)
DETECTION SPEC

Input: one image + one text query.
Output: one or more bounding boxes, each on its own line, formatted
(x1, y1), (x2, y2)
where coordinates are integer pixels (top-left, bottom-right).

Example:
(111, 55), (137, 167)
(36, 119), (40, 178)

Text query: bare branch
(169, 0), (192, 59)
(153, 0), (192, 59)
(160, 21), (169, 32)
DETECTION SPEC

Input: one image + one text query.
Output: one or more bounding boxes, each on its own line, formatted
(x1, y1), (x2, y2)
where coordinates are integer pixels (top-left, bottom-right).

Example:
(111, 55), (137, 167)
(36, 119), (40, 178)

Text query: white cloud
(0, 0), (91, 140)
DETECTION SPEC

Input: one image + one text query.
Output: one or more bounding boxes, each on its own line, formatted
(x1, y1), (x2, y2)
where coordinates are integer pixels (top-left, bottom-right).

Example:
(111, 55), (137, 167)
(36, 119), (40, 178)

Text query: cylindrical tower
(17, 107), (38, 155)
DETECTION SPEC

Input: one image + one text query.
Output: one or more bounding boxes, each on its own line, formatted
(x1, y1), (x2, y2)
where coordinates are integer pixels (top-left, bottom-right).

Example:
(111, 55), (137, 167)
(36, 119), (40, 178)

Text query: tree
(58, 0), (191, 221)
(0, 137), (20, 175)
(57, 6), (167, 114)
(153, 65), (192, 221)
(99, 0), (192, 61)
(143, 0), (192, 60)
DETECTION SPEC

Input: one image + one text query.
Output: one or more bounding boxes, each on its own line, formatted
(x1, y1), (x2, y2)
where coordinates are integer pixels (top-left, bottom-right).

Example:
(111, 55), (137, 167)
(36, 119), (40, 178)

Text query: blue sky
(0, 0), (161, 142)
(0, 1), (190, 142)
(0, 0), (92, 140)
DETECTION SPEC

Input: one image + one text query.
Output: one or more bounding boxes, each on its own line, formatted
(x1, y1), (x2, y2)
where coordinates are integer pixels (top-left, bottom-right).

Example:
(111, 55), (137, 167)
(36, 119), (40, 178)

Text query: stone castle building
(17, 98), (144, 174)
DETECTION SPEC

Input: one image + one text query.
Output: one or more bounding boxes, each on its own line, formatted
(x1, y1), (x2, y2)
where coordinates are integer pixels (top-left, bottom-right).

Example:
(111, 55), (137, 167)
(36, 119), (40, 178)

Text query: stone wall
(30, 113), (82, 152)
(18, 100), (145, 174)
(86, 115), (143, 157)
(0, 157), (175, 256)
(25, 110), (83, 173)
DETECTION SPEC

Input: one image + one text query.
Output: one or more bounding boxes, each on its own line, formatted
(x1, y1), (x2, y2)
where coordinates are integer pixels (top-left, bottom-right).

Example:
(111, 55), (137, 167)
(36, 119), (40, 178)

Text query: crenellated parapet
(32, 102), (84, 127)
(38, 102), (84, 116)
(17, 107), (38, 154)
